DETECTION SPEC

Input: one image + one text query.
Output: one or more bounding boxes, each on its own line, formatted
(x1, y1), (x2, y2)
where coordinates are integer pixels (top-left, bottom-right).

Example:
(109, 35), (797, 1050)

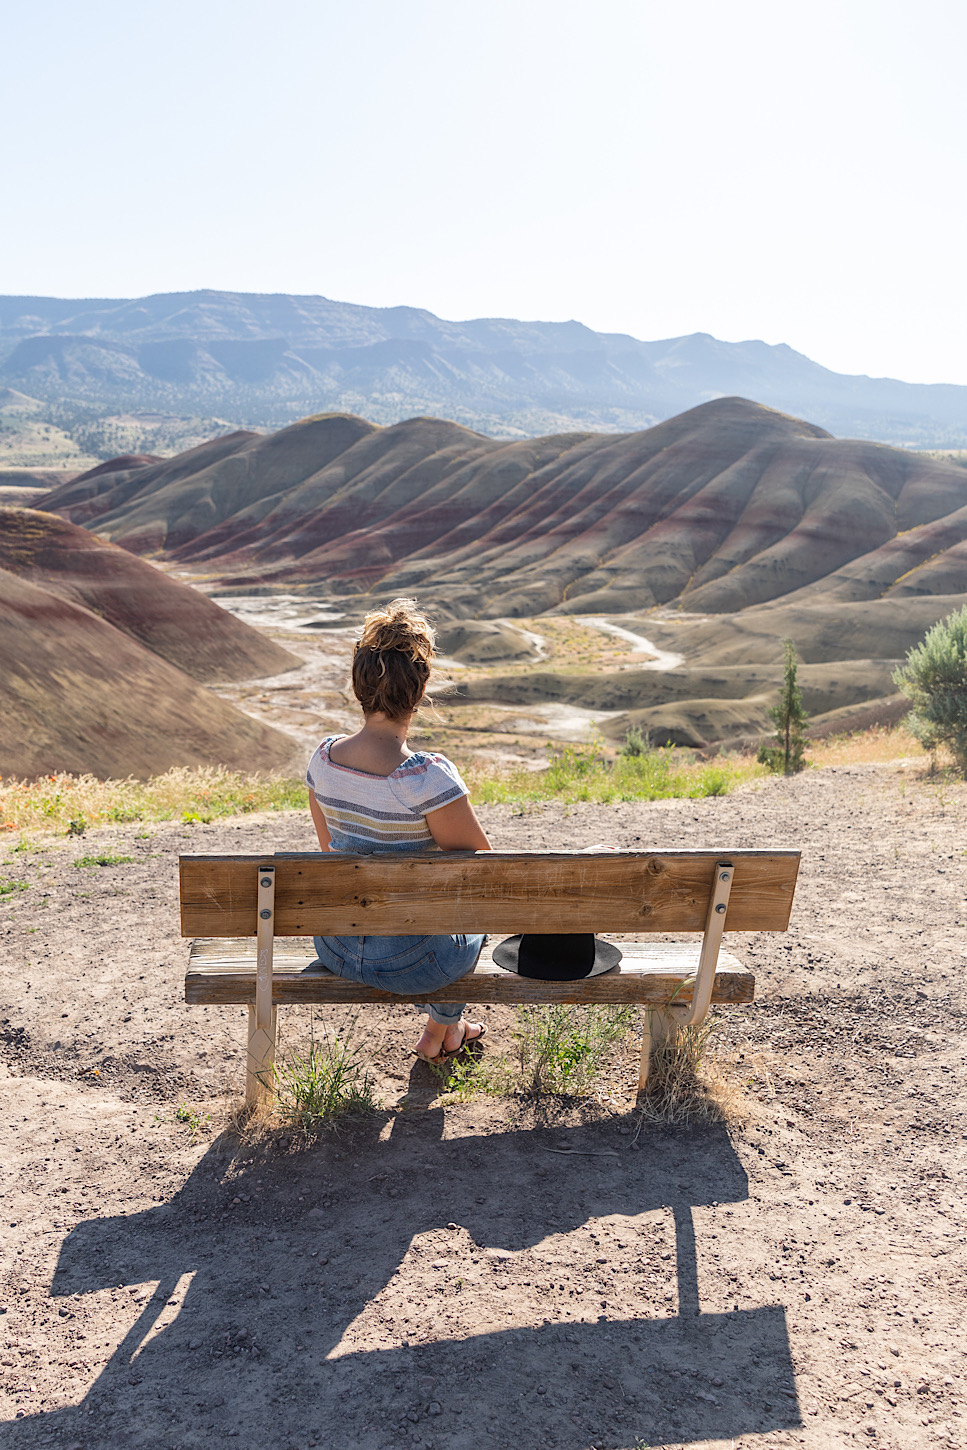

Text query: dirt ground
(1, 762), (965, 1450)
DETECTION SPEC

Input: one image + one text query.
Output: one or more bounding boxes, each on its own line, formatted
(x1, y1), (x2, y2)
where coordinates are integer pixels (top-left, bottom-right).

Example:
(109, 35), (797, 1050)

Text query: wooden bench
(180, 849), (800, 1103)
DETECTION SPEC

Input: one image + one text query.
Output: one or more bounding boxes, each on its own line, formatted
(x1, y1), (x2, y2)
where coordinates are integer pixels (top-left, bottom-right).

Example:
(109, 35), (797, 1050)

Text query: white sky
(2, 0), (966, 384)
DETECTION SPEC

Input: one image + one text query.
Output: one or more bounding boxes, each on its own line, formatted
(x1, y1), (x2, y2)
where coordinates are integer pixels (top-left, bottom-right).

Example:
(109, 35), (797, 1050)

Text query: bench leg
(246, 863), (278, 1107)
(246, 1003), (278, 1106)
(638, 1009), (681, 1090)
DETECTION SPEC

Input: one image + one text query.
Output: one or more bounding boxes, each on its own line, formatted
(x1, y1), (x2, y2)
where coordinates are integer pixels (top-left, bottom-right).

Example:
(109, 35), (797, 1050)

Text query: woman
(306, 598), (491, 1065)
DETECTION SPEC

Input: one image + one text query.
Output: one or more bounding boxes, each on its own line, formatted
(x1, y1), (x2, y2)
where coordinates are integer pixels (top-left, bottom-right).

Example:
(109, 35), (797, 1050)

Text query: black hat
(491, 933), (622, 981)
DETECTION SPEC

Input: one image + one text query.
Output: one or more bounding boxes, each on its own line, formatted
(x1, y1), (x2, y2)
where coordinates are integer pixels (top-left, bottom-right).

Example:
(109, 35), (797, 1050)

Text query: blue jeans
(311, 934), (486, 1025)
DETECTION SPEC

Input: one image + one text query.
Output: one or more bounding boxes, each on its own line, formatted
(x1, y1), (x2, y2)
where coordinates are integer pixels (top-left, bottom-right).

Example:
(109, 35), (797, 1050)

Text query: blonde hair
(351, 598), (435, 722)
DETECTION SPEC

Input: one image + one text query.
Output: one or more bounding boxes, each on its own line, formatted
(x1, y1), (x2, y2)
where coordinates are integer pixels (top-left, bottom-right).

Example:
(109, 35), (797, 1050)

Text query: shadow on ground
(11, 1112), (799, 1448)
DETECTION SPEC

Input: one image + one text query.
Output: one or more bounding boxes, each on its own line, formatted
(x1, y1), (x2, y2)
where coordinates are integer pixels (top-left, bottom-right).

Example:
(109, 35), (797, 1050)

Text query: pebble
(427, 1402), (442, 1415)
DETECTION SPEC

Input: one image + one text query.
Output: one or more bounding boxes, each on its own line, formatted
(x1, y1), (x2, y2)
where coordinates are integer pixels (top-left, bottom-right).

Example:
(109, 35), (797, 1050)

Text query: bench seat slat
(185, 938), (754, 1007)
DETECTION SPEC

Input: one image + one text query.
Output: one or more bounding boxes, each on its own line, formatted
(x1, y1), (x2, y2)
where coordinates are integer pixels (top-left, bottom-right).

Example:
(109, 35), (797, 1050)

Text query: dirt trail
(0, 764), (965, 1449)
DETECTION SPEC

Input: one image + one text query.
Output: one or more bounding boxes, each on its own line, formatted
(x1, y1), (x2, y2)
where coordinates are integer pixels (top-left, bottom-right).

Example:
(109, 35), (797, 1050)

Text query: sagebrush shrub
(893, 605), (967, 772)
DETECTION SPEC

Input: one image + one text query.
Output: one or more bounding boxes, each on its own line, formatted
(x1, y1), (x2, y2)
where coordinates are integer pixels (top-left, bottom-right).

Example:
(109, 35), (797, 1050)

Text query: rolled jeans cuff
(426, 1001), (465, 1026)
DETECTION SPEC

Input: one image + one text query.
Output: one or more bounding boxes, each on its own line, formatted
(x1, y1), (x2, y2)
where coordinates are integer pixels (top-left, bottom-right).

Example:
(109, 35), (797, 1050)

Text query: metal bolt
(715, 903), (726, 914)
(259, 909), (272, 919)
(720, 871), (730, 881)
(260, 877), (272, 887)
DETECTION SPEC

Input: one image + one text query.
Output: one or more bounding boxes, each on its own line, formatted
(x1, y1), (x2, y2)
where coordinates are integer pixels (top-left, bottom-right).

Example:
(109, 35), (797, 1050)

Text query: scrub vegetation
(894, 603), (967, 773)
(466, 737), (759, 806)
(0, 766), (308, 835)
(0, 722), (941, 841)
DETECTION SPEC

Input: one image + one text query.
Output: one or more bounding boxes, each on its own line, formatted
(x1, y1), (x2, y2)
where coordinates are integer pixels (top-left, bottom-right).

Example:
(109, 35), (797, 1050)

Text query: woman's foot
(412, 1018), (486, 1063)
(442, 1019), (487, 1058)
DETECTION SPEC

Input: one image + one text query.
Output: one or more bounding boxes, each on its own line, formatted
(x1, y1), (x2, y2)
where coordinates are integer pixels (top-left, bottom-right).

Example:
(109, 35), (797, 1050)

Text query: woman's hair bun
(352, 598), (435, 720)
(357, 598), (436, 661)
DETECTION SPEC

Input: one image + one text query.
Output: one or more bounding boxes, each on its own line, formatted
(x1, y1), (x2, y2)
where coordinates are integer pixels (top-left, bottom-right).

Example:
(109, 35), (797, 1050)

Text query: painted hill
(0, 509), (302, 779)
(0, 509), (299, 683)
(3, 290), (967, 446)
(40, 396), (967, 751)
(42, 398), (967, 621)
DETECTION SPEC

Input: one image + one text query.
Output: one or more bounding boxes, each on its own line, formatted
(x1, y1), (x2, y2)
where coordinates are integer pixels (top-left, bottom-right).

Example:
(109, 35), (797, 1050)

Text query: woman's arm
(426, 795), (491, 852)
(309, 792), (332, 851)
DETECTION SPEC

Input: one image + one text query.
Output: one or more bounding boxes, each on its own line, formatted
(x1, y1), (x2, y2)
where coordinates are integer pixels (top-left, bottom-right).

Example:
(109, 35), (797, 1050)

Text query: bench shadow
(11, 1114), (800, 1448)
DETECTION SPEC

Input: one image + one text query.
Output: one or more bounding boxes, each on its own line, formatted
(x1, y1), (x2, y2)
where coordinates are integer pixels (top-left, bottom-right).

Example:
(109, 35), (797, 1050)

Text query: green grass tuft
(514, 1003), (637, 1094)
(272, 1021), (377, 1131)
(73, 854), (134, 868)
(441, 1003), (635, 1100)
(174, 1104), (211, 1137)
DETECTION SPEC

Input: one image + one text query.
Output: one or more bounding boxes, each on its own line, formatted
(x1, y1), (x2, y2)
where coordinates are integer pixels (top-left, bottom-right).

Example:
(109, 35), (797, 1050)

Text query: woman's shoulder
(306, 736), (343, 787)
(392, 750), (468, 806)
(395, 748), (461, 776)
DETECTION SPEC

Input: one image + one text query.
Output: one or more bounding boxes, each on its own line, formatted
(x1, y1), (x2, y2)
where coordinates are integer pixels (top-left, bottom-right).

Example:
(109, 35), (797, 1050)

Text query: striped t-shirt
(305, 736), (470, 853)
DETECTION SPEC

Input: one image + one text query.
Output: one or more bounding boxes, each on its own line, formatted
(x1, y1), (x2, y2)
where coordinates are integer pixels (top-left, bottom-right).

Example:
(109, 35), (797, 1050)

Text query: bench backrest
(179, 850), (800, 938)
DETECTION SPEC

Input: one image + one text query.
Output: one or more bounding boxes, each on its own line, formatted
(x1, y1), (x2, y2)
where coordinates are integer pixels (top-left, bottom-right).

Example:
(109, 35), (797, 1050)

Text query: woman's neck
(329, 712), (415, 776)
(361, 712), (411, 749)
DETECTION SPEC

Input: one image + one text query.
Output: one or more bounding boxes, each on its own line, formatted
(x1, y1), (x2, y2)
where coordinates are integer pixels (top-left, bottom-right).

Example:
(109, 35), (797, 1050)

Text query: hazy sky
(3, 0), (966, 384)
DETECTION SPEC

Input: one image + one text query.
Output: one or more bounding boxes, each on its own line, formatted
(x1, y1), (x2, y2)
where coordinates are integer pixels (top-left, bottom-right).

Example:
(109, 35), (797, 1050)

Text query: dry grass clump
(0, 766), (306, 835)
(807, 721), (926, 767)
(635, 1019), (739, 1128)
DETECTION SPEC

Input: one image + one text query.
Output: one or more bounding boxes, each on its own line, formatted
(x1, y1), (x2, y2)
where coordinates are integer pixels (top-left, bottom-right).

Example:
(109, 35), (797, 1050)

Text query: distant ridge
(2, 289), (967, 447)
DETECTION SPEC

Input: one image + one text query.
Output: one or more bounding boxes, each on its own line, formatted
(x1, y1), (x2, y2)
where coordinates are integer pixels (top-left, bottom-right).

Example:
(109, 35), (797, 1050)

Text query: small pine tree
(893, 605), (967, 773)
(758, 639), (809, 775)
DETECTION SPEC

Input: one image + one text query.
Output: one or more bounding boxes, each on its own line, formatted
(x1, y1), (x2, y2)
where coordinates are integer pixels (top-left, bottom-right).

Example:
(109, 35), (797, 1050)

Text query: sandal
(411, 1047), (447, 1067)
(442, 1023), (488, 1059)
